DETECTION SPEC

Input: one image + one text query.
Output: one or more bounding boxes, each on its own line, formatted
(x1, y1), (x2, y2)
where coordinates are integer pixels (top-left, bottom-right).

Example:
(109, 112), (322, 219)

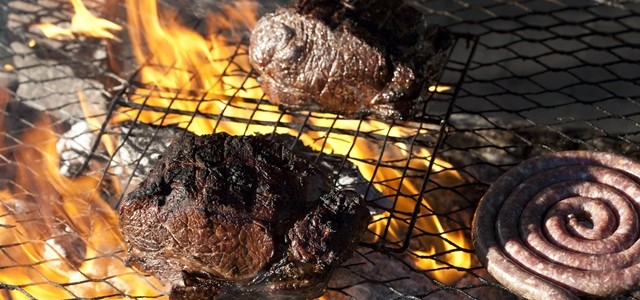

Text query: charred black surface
(249, 0), (452, 119)
(118, 132), (370, 299)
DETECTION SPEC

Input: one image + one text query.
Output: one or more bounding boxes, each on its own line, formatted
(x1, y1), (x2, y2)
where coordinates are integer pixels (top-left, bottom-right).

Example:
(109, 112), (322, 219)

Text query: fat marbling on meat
(249, 0), (452, 119)
(118, 132), (370, 299)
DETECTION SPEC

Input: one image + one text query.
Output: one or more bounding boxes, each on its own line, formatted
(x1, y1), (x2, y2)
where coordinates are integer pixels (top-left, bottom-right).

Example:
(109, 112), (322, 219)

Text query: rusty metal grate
(0, 0), (639, 299)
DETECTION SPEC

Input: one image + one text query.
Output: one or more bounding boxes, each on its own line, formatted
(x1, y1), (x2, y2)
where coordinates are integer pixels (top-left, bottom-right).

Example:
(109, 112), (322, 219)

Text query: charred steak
(118, 132), (370, 299)
(249, 0), (452, 119)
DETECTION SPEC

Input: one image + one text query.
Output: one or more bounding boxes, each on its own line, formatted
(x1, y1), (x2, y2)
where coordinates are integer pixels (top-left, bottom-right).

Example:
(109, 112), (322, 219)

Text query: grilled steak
(249, 0), (452, 119)
(118, 132), (370, 299)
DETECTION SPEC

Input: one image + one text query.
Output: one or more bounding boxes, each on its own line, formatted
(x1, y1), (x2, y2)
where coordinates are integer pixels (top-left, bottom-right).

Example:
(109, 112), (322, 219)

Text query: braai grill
(0, 0), (639, 299)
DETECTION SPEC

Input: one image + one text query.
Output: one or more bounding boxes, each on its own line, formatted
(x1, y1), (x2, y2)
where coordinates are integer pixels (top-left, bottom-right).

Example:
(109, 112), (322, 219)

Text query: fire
(111, 0), (472, 286)
(18, 0), (471, 296)
(69, 0), (123, 40)
(31, 0), (122, 40)
(358, 144), (472, 284)
(31, 23), (75, 41)
(429, 85), (452, 93)
(413, 230), (470, 283)
(77, 91), (119, 158)
(0, 88), (165, 299)
(111, 0), (263, 129)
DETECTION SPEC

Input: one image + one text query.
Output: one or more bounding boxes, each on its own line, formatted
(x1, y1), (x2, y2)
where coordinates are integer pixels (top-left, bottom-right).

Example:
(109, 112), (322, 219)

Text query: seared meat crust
(249, 0), (452, 119)
(119, 132), (370, 299)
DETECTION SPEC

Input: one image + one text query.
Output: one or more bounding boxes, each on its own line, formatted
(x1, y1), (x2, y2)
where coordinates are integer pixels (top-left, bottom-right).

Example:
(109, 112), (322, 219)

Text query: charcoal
(249, 0), (452, 119)
(118, 132), (371, 299)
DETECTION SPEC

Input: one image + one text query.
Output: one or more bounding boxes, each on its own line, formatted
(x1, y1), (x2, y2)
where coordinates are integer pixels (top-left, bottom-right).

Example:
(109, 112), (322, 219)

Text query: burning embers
(5, 0), (473, 298)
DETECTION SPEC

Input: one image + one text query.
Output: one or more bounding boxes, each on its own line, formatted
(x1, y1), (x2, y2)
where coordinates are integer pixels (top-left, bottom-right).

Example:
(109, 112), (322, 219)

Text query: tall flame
(0, 88), (165, 299)
(113, 0), (472, 286)
(111, 0), (263, 130)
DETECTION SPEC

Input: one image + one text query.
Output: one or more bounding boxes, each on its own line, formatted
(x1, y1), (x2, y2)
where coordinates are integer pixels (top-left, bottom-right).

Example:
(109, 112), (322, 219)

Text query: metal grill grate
(0, 0), (639, 299)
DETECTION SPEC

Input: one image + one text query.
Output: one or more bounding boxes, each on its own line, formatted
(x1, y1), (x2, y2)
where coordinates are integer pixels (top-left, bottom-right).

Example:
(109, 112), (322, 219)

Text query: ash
(56, 121), (109, 177)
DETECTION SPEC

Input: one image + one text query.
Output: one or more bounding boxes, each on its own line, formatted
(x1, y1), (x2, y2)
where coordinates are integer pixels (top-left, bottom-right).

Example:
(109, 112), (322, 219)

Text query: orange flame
(359, 144), (472, 284)
(0, 88), (165, 299)
(77, 90), (118, 158)
(31, 23), (75, 41)
(109, 0), (472, 286)
(6, 0), (469, 295)
(32, 0), (122, 40)
(111, 0), (262, 129)
(413, 230), (471, 284)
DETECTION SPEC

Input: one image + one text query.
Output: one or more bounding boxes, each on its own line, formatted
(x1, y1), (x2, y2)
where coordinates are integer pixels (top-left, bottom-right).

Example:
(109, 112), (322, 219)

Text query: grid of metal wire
(0, 0), (639, 299)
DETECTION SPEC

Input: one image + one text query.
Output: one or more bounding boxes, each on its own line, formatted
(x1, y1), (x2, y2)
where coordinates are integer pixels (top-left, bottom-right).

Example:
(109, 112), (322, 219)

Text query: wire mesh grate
(0, 0), (639, 299)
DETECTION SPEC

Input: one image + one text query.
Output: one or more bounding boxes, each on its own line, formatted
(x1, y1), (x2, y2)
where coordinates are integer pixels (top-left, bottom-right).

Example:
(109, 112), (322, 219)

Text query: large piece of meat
(249, 0), (452, 119)
(118, 132), (370, 299)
